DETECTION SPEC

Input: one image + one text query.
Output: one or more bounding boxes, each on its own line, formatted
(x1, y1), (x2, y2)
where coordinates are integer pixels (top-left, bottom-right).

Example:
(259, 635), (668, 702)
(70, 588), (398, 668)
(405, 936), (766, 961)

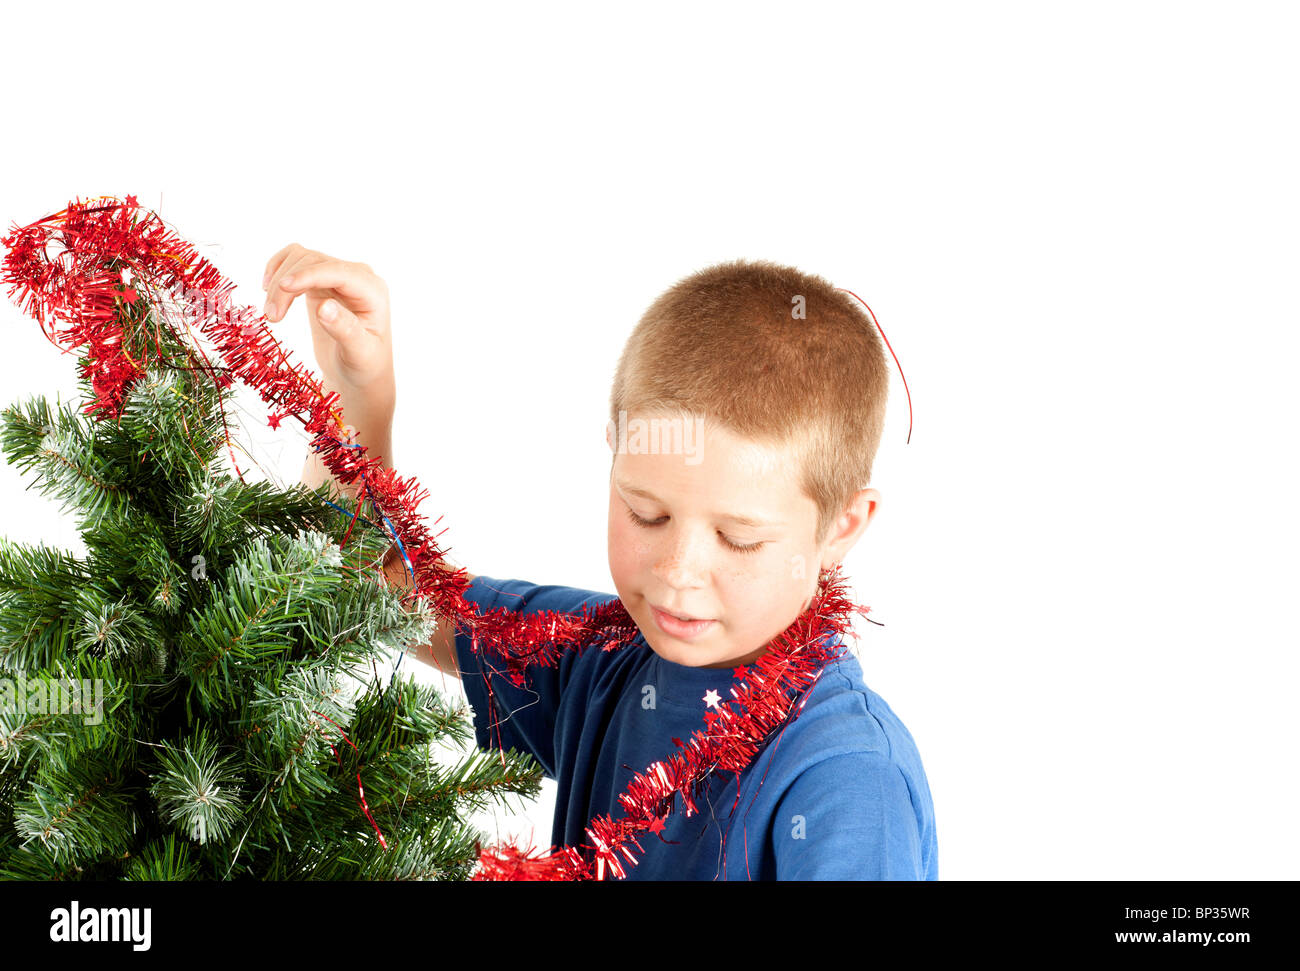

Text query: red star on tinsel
(268, 414), (283, 430)
(648, 816), (666, 834)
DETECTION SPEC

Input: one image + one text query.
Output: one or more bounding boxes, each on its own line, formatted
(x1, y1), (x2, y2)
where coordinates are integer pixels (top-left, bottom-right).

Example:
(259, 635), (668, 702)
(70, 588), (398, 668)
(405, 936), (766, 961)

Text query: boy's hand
(261, 243), (394, 400)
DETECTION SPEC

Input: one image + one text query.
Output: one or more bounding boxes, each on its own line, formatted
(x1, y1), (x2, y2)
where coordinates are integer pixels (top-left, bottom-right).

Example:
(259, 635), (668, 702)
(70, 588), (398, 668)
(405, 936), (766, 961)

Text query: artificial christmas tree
(0, 197), (542, 880)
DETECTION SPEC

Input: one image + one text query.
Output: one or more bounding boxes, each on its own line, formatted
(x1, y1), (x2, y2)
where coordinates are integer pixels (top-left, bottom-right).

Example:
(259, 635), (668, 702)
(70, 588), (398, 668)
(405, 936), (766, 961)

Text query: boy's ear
(819, 488), (881, 571)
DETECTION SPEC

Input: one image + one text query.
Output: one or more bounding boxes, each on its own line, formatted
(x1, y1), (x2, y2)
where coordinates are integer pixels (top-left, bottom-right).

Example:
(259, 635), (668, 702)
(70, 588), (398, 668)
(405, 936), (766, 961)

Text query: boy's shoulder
(770, 647), (933, 807)
(786, 649), (925, 763)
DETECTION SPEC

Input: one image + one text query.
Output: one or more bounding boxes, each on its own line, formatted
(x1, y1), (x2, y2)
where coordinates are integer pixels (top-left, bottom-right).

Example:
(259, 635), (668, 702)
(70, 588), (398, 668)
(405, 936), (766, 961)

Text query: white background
(0, 0), (1296, 879)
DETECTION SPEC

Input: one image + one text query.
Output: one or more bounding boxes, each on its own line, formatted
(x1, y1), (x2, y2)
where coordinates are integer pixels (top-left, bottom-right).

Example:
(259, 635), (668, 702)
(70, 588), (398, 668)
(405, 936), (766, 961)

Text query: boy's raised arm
(261, 244), (472, 678)
(260, 243), (395, 501)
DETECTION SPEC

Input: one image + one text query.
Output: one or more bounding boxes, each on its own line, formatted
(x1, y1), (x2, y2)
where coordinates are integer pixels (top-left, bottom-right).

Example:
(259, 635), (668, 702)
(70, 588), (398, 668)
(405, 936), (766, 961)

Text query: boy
(262, 245), (937, 880)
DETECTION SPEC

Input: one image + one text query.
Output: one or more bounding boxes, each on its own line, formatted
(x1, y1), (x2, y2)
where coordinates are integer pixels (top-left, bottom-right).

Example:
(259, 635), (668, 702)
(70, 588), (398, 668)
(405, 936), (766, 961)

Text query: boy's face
(606, 417), (877, 669)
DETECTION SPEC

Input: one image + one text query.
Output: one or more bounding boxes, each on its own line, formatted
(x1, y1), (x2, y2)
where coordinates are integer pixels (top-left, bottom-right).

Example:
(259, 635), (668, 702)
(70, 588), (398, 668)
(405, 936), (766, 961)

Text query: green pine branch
(0, 396), (131, 530)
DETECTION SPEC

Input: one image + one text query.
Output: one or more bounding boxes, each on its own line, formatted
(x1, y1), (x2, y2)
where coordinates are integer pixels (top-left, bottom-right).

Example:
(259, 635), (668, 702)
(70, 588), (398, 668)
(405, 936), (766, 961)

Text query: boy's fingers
(264, 251), (320, 322)
(316, 298), (363, 346)
(316, 299), (387, 377)
(277, 262), (384, 316)
(262, 242), (302, 290)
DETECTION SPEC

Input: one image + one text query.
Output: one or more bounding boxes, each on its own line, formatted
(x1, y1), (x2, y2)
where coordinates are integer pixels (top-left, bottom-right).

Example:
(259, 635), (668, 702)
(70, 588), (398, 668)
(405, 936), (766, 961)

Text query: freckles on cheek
(608, 516), (643, 581)
(732, 557), (784, 608)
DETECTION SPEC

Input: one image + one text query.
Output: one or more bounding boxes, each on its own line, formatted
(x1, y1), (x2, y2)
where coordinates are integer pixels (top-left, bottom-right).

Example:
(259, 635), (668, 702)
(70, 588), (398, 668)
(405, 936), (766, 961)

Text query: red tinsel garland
(1, 196), (875, 880)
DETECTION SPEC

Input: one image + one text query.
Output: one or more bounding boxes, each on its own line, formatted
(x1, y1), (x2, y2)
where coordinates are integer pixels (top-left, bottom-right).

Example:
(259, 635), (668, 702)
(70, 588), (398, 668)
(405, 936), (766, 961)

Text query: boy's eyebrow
(614, 480), (785, 528)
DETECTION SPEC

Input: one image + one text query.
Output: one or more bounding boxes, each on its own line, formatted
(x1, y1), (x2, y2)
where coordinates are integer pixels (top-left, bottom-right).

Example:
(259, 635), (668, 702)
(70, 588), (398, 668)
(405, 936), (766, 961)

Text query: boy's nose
(651, 535), (709, 590)
(655, 563), (704, 591)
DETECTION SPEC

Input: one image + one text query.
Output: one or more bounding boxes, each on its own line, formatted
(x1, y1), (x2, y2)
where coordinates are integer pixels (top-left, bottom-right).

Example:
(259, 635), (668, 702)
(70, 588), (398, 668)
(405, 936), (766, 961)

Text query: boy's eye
(624, 507), (765, 554)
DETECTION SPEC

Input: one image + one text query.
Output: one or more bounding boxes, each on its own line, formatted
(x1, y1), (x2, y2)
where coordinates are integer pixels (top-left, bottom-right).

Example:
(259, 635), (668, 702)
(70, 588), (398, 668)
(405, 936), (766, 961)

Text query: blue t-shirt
(453, 575), (938, 880)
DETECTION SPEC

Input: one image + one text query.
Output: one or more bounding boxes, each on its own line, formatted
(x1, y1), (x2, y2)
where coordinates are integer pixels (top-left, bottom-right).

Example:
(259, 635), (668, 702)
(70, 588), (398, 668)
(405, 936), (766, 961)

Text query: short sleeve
(772, 751), (927, 880)
(453, 575), (617, 780)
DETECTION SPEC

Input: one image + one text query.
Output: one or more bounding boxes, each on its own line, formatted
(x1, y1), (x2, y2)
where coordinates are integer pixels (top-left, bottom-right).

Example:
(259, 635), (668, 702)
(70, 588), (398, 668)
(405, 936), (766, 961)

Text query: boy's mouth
(649, 604), (715, 639)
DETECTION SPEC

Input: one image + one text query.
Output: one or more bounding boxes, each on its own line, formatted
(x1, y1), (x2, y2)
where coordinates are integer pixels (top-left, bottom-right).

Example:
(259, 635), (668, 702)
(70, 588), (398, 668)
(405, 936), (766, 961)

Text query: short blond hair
(609, 259), (891, 547)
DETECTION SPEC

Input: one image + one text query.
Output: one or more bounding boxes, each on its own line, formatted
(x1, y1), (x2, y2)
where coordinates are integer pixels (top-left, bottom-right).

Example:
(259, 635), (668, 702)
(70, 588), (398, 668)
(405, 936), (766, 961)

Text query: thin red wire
(312, 709), (388, 851)
(837, 286), (913, 444)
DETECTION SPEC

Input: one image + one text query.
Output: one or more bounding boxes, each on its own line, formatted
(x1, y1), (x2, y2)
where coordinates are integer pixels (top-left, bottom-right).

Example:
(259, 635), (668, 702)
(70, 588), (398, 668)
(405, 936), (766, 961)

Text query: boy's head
(605, 259), (891, 669)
